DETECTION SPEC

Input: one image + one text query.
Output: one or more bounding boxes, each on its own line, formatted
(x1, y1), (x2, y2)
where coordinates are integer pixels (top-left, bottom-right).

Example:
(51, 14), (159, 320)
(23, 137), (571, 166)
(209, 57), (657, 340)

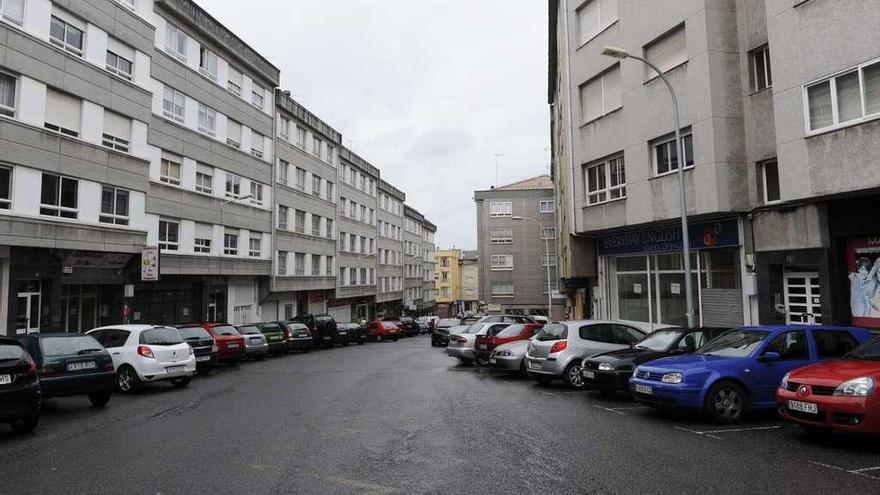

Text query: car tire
(376, 334), (384, 343)
(431, 340), (437, 347)
(256, 355), (266, 361)
(197, 366), (212, 376)
(10, 416), (39, 434)
(519, 360), (528, 377)
(565, 363), (585, 389)
(88, 390), (112, 408)
(358, 340), (365, 346)
(116, 365), (140, 394)
(171, 377), (191, 388)
(343, 341), (350, 347)
(392, 337), (399, 342)
(704, 380), (749, 424)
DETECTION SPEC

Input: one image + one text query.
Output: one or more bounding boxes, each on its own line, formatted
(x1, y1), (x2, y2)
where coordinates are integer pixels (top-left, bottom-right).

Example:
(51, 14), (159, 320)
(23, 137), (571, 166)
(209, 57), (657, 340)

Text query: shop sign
(598, 219), (740, 256)
(846, 237), (880, 329)
(141, 247), (160, 281)
(487, 303), (502, 312)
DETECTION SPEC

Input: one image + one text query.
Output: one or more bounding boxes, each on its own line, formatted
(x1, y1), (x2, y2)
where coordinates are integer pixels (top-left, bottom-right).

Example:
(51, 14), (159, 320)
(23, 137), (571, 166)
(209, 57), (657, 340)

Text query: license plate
(583, 370), (595, 379)
(478, 344), (487, 349)
(323, 336), (332, 340)
(67, 361), (97, 371)
(489, 358), (496, 364)
(788, 400), (818, 414)
(196, 356), (210, 362)
(0, 374), (11, 385)
(227, 342), (239, 348)
(635, 384), (653, 395)
(528, 361), (542, 370)
(165, 365), (186, 374)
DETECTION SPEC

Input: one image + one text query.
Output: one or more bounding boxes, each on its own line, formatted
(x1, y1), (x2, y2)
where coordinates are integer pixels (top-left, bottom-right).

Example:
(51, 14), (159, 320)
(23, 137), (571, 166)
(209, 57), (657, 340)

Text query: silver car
(489, 339), (531, 374)
(445, 322), (510, 363)
(236, 324), (269, 360)
(524, 320), (646, 388)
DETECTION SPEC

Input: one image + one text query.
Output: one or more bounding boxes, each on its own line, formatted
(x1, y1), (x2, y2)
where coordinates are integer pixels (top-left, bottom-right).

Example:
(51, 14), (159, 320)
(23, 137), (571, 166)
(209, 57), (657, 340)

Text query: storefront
(596, 218), (747, 330)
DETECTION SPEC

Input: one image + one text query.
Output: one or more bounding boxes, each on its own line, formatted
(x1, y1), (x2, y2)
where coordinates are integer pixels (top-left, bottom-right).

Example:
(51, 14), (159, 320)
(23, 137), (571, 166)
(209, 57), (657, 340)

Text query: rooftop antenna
(494, 153), (505, 187)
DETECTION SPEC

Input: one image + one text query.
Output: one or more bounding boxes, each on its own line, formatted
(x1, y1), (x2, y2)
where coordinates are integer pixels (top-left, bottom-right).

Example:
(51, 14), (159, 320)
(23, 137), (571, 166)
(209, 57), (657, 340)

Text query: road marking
(674, 426), (723, 440)
(593, 405), (626, 415)
(700, 425), (782, 434)
(610, 406), (651, 411)
(809, 461), (880, 481)
(852, 466), (880, 474)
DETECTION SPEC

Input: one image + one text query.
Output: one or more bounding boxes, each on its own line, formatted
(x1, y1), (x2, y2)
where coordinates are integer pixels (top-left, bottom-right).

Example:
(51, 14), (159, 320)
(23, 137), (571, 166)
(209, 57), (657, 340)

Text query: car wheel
(431, 340), (437, 347)
(376, 334), (383, 343)
(88, 390), (112, 408)
(116, 365), (140, 394)
(171, 377), (191, 388)
(197, 366), (213, 376)
(705, 381), (749, 424)
(358, 340), (365, 346)
(565, 363), (585, 389)
(256, 355), (266, 361)
(343, 341), (350, 347)
(519, 360), (528, 377)
(10, 416), (39, 434)
(392, 337), (399, 342)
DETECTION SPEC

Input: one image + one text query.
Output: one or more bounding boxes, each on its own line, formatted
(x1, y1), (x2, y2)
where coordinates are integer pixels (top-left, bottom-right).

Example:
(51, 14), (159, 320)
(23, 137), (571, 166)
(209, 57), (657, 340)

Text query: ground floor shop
(261, 289), (332, 322)
(128, 275), (263, 326)
(330, 296), (375, 324)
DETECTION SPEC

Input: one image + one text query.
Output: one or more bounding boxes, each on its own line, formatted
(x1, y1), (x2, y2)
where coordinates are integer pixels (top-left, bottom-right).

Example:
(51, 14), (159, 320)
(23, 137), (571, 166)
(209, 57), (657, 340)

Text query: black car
(398, 317), (420, 337)
(178, 325), (217, 374)
(18, 333), (116, 407)
(581, 327), (730, 395)
(337, 323), (367, 345)
(0, 338), (41, 433)
(291, 314), (338, 349)
(431, 318), (463, 347)
(277, 322), (313, 353)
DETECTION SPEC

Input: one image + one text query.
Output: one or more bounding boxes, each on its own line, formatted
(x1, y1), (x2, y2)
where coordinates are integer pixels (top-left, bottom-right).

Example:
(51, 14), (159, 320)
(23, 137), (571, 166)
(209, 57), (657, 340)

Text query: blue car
(629, 325), (875, 423)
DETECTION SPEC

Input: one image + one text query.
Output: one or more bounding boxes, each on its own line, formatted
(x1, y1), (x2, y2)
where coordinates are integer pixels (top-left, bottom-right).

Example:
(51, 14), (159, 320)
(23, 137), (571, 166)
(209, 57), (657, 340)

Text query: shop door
(783, 272), (822, 324)
(15, 292), (40, 334)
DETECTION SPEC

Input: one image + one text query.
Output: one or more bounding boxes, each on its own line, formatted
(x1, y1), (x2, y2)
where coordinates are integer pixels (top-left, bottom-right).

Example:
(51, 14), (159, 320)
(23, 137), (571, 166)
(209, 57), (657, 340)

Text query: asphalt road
(2, 336), (879, 494)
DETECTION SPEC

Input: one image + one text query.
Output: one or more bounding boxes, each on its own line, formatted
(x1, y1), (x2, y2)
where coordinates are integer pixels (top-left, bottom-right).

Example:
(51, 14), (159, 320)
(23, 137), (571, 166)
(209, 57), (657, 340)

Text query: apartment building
(549, 0), (880, 331)
(460, 250), (479, 314)
(434, 249), (460, 318)
(376, 179), (404, 317)
(403, 205), (424, 312)
(421, 221), (437, 315)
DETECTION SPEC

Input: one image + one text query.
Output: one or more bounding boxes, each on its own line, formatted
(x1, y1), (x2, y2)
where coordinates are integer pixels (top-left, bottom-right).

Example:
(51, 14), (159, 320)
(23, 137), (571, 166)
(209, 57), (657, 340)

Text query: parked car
(582, 327), (729, 395)
(630, 325), (874, 424)
(0, 337), (41, 433)
(291, 314), (338, 348)
(431, 318), (463, 347)
(525, 321), (646, 388)
(477, 315), (537, 324)
(777, 333), (880, 434)
(190, 323), (246, 363)
(398, 317), (420, 337)
(235, 325), (269, 360)
(336, 323), (365, 346)
(367, 321), (401, 342)
(256, 322), (287, 355)
(417, 316), (439, 334)
(279, 322), (313, 352)
(447, 322), (511, 364)
(474, 323), (543, 362)
(177, 325), (218, 374)
(489, 339), (533, 375)
(87, 325), (197, 393)
(18, 333), (115, 408)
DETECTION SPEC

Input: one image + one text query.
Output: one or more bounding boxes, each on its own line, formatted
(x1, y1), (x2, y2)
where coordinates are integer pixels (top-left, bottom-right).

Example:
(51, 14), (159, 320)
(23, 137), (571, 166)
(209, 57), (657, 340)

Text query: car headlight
(833, 377), (875, 397)
(662, 372), (683, 384)
(779, 372), (790, 391)
(598, 362), (615, 371)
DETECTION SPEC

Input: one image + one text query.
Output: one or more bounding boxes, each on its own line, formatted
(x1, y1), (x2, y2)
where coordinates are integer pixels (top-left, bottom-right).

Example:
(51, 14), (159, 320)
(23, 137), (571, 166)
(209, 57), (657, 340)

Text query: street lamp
(512, 215), (553, 320)
(602, 45), (695, 328)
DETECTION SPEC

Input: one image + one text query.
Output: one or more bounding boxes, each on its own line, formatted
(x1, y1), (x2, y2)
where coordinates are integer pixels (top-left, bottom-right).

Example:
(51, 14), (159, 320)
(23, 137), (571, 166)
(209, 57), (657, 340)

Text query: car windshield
(141, 327), (184, 345)
(697, 330), (769, 357)
(212, 325), (240, 336)
(496, 324), (525, 338)
(844, 337), (880, 360)
(178, 327), (211, 340)
(634, 329), (684, 351)
(0, 344), (24, 360)
(40, 336), (103, 357)
(260, 324), (281, 333)
(237, 326), (261, 335)
(535, 323), (567, 341)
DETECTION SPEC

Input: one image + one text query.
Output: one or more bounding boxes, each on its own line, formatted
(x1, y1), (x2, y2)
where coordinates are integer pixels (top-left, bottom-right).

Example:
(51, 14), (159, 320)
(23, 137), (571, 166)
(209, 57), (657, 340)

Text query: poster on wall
(141, 246), (160, 282)
(847, 237), (880, 328)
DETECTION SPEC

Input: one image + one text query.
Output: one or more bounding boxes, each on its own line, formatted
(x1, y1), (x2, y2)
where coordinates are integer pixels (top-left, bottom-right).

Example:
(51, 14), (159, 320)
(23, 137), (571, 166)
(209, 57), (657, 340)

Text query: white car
(87, 325), (197, 393)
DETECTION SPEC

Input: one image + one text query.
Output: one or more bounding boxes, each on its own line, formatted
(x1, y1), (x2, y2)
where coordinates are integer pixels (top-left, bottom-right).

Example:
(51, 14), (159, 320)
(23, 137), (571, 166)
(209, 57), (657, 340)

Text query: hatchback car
(291, 314), (338, 348)
(582, 327), (729, 395)
(0, 338), (41, 433)
(18, 333), (115, 407)
(177, 325), (218, 374)
(431, 318), (463, 347)
(236, 325), (269, 360)
(630, 325), (874, 424)
(417, 316), (439, 334)
(447, 322), (511, 364)
(489, 339), (532, 375)
(525, 321), (646, 388)
(336, 323), (365, 346)
(279, 322), (314, 352)
(398, 317), (420, 337)
(777, 333), (880, 434)
(192, 323), (246, 363)
(367, 321), (401, 342)
(87, 325), (197, 393)
(256, 322), (287, 355)
(474, 323), (543, 362)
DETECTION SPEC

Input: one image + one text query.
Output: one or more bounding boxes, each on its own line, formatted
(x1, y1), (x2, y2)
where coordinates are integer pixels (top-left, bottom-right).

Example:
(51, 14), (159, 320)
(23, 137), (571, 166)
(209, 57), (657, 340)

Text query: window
(99, 186), (129, 225)
(326, 145), (335, 164)
(102, 111), (131, 152)
(226, 119), (242, 149)
(0, 166), (10, 209)
(360, 268), (367, 285)
(1, 0), (23, 26)
(326, 256), (334, 275)
(579, 64), (621, 123)
(197, 103), (216, 136)
(491, 283), (514, 297)
(224, 173), (242, 198)
(278, 205), (289, 230)
(250, 182), (264, 206)
(489, 201), (512, 217)
(295, 253), (306, 276)
(250, 132), (265, 158)
(40, 174), (78, 218)
(227, 66), (242, 95)
(312, 255), (321, 276)
(653, 130), (693, 176)
(311, 215), (321, 236)
(491, 255), (513, 271)
(224, 230), (239, 255)
(251, 85), (265, 109)
(644, 24), (687, 80)
(195, 165), (213, 194)
(326, 219), (334, 239)
(165, 22), (187, 61)
(115, 0), (135, 11)
(760, 160), (780, 203)
(312, 175), (321, 197)
(160, 154), (182, 185)
(194, 223), (212, 254)
(295, 167), (306, 190)
(158, 219), (179, 251)
(106, 38), (134, 80)
(0, 71), (15, 117)
(294, 210), (305, 233)
(312, 136), (322, 157)
(813, 331), (860, 358)
(50, 11), (84, 55)
(542, 253), (557, 266)
(764, 331), (809, 360)
(162, 87), (185, 123)
(539, 200), (555, 213)
(44, 89), (81, 137)
(576, 0), (617, 45)
(198, 46), (218, 81)
(349, 234), (357, 253)
(279, 117), (290, 140)
(277, 160), (289, 185)
(542, 227), (556, 239)
(296, 126), (306, 148)
(749, 44), (772, 92)
(585, 155), (626, 204)
(326, 181), (334, 202)
(249, 234), (261, 257)
(277, 251), (288, 275)
(806, 60), (880, 132)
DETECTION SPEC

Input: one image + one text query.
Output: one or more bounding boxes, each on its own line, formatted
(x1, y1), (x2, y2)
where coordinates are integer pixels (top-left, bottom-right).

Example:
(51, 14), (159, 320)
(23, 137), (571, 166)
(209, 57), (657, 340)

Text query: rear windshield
(260, 323), (281, 333)
(437, 319), (460, 327)
(178, 327), (211, 340)
(461, 324), (485, 334)
(845, 336), (880, 360)
(497, 325), (525, 338)
(288, 324), (309, 331)
(0, 344), (24, 360)
(40, 336), (103, 357)
(535, 324), (568, 341)
(212, 325), (240, 336)
(237, 326), (261, 335)
(140, 327), (184, 345)
(697, 330), (769, 357)
(316, 316), (334, 323)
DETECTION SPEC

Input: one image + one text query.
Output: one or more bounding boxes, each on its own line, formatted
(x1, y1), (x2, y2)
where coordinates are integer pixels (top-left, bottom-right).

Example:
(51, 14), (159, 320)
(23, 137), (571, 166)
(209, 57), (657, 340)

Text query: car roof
(560, 319), (638, 326)
(89, 324), (167, 333)
(23, 332), (92, 338)
(0, 337), (23, 346)
(734, 325), (870, 332)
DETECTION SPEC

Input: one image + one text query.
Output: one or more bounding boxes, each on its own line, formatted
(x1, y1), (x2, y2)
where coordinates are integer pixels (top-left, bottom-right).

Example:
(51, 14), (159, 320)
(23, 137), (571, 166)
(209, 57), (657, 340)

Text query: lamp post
(601, 46), (695, 328)
(512, 215), (554, 320)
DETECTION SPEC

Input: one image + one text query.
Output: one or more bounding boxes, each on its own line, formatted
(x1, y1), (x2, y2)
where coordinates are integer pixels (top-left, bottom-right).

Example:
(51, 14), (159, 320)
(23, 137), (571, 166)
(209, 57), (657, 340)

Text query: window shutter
(228, 66), (243, 86)
(196, 162), (213, 176)
(103, 110), (131, 140)
(107, 37), (135, 61)
(252, 132), (264, 152)
(52, 7), (85, 30)
(577, 0), (599, 45)
(645, 25), (687, 78)
(161, 150), (182, 164)
(603, 65), (622, 111)
(227, 119), (242, 141)
(195, 222), (213, 239)
(45, 89), (81, 132)
(580, 77), (603, 123)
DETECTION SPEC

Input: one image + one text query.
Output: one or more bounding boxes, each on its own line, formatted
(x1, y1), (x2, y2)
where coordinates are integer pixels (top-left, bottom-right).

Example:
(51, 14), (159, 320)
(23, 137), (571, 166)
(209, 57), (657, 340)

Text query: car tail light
(550, 341), (568, 354)
(24, 353), (37, 377)
(101, 360), (114, 370)
(137, 346), (155, 358)
(452, 336), (467, 344)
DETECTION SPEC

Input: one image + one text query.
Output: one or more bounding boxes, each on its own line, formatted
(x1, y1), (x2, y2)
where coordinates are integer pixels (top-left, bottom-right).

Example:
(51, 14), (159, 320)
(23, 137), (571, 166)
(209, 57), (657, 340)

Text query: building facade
(434, 249), (460, 318)
(421, 221), (437, 315)
(474, 176), (565, 320)
(403, 205), (424, 313)
(376, 179), (405, 318)
(549, 0), (880, 331)
(460, 250), (480, 314)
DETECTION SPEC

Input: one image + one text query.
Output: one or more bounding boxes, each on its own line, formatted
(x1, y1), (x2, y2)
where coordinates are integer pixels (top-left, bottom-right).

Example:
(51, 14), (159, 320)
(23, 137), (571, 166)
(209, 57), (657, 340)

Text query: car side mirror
(669, 348), (686, 355)
(760, 351), (781, 362)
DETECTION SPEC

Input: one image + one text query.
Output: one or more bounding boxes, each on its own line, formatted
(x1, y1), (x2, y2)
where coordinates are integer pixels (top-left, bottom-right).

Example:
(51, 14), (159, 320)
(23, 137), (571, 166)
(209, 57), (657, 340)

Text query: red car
(195, 323), (246, 362)
(474, 323), (542, 362)
(367, 321), (401, 342)
(777, 335), (880, 434)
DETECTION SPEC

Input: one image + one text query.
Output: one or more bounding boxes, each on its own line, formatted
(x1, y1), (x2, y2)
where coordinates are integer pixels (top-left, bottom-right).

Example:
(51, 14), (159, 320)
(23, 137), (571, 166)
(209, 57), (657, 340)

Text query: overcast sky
(206, 0), (550, 250)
